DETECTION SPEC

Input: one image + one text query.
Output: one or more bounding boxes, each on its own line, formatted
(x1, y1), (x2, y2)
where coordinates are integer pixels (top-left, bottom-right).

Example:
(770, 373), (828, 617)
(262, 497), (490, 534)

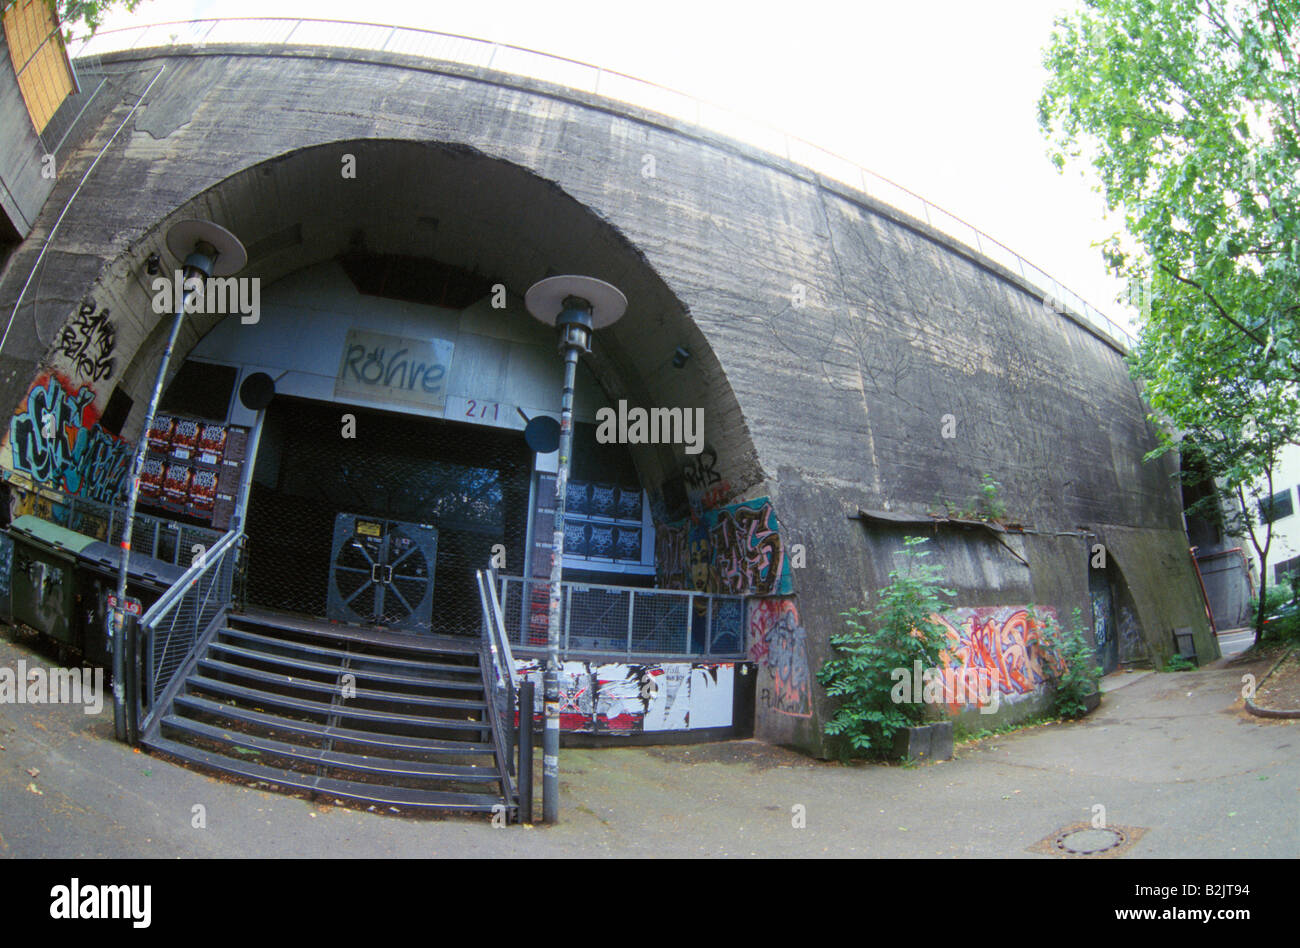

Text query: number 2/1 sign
(465, 399), (501, 422)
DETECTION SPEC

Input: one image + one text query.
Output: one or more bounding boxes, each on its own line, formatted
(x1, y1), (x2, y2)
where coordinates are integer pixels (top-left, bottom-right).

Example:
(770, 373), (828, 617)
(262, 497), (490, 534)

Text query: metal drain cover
(1029, 822), (1147, 858)
(1057, 827), (1124, 854)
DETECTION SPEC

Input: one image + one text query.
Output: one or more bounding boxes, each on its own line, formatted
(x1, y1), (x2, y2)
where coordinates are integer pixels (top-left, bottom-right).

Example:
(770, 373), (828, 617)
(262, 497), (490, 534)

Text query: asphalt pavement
(0, 629), (1294, 858)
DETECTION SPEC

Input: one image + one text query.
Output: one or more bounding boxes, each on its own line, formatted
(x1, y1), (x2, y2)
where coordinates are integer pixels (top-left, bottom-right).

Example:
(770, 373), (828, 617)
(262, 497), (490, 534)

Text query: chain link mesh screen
(243, 396), (531, 637)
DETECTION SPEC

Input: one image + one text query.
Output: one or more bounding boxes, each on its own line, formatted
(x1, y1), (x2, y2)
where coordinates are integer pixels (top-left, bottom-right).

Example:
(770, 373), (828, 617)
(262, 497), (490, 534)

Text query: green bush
(817, 536), (955, 760)
(1163, 654), (1197, 672)
(1034, 606), (1102, 719)
(1260, 581), (1300, 643)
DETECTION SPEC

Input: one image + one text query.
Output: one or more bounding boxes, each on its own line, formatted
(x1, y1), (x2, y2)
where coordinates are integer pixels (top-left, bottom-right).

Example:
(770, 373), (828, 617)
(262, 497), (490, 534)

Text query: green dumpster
(8, 514), (96, 649)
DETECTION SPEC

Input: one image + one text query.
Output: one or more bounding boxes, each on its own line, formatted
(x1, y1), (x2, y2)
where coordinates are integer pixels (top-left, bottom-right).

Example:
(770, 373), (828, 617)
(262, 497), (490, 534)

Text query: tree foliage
(0, 0), (145, 38)
(1039, 0), (1300, 644)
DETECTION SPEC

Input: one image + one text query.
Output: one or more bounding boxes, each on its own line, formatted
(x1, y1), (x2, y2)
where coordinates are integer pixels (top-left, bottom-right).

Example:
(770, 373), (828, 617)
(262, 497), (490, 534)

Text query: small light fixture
(672, 346), (690, 369)
(145, 252), (161, 276)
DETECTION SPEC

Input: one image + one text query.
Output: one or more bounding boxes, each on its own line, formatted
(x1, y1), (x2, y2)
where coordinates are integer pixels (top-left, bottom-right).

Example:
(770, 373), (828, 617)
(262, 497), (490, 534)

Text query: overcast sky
(95, 0), (1132, 330)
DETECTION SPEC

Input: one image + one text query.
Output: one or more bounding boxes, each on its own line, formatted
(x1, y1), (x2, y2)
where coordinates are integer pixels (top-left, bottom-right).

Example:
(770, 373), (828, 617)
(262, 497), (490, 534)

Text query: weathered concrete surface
(0, 42), (1212, 756)
(0, 632), (1289, 858)
(0, 34), (54, 239)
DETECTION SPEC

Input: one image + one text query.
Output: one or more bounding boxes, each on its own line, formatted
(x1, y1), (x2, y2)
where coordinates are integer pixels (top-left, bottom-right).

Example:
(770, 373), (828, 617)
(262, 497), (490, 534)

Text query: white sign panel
(335, 329), (454, 410)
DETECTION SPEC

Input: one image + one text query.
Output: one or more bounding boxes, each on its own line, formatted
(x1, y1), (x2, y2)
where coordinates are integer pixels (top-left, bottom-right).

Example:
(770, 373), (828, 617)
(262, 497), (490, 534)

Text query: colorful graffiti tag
(709, 499), (789, 595)
(6, 374), (130, 503)
(931, 606), (1064, 714)
(655, 496), (793, 596)
(748, 598), (812, 717)
(515, 659), (735, 733)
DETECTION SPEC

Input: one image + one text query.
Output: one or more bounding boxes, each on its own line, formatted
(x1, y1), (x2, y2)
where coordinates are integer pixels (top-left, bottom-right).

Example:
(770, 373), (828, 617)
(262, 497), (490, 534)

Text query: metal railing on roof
(66, 16), (1135, 351)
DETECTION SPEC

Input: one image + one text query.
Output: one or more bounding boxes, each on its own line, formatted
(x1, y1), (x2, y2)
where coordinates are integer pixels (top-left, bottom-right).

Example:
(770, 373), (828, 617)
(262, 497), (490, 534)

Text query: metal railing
(496, 574), (747, 660)
(476, 566), (521, 816)
(136, 527), (242, 734)
(5, 481), (224, 567)
(477, 566), (519, 712)
(65, 16), (1134, 352)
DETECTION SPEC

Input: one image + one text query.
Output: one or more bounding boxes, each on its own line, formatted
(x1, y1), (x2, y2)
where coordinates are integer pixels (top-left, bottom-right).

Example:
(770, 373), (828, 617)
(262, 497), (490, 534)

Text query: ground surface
(1, 627), (1295, 858)
(1254, 649), (1300, 712)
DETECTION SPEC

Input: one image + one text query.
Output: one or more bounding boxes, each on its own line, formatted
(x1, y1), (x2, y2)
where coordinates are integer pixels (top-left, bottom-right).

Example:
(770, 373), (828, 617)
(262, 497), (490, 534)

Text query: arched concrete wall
(0, 42), (1216, 754)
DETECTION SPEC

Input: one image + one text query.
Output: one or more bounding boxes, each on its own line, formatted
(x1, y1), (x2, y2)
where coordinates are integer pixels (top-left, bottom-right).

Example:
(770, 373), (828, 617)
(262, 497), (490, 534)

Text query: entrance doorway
(1089, 562), (1121, 675)
(243, 395), (531, 635)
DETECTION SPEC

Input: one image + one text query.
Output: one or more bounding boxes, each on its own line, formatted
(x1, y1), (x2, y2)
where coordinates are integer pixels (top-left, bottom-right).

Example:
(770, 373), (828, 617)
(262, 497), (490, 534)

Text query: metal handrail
(66, 16), (1134, 352)
(477, 567), (519, 698)
(135, 527), (243, 736)
(140, 526), (242, 625)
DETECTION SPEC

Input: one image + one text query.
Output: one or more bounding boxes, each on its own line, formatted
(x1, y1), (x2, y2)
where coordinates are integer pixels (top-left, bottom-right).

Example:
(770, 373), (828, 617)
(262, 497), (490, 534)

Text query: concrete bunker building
(0, 18), (1215, 780)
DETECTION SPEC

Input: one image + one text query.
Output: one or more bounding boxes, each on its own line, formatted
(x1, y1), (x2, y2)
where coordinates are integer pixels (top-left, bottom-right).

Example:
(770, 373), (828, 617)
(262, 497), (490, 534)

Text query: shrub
(817, 536), (956, 759)
(1260, 581), (1300, 643)
(1035, 606), (1102, 719)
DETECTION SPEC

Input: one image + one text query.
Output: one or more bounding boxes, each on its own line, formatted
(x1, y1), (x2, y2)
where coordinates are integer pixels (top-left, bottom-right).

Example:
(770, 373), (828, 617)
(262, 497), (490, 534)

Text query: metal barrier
(476, 566), (520, 816)
(496, 574), (747, 660)
(5, 481), (223, 568)
(65, 16), (1133, 352)
(136, 528), (243, 734)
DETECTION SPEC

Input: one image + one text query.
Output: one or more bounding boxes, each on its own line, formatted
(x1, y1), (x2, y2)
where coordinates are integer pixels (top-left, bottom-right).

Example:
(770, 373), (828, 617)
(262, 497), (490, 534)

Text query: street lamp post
(524, 275), (626, 824)
(111, 220), (246, 743)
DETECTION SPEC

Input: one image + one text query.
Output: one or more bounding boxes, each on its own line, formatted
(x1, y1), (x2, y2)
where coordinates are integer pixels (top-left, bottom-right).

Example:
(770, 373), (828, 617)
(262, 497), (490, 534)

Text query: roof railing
(67, 17), (1135, 351)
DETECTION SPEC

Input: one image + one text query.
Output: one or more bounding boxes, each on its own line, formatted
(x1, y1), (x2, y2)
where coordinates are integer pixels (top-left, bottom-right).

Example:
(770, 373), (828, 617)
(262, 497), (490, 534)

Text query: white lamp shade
(525, 275), (626, 329)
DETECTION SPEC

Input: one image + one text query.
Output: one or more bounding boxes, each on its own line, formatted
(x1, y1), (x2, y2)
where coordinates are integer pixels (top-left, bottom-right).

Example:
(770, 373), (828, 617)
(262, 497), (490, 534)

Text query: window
(1276, 556), (1300, 586)
(2, 0), (76, 133)
(1259, 488), (1294, 524)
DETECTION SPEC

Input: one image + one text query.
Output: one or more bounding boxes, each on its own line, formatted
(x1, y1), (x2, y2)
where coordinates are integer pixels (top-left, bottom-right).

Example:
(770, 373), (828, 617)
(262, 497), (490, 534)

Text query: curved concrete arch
(43, 137), (756, 499)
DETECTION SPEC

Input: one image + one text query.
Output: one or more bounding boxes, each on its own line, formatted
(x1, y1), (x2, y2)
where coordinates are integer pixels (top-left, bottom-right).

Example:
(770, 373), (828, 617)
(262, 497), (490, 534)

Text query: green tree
(1, 0), (146, 38)
(1039, 0), (1300, 645)
(58, 1), (145, 36)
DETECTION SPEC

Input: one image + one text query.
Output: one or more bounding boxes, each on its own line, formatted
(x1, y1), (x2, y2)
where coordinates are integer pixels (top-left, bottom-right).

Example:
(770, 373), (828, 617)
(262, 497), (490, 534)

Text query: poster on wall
(141, 418), (250, 528)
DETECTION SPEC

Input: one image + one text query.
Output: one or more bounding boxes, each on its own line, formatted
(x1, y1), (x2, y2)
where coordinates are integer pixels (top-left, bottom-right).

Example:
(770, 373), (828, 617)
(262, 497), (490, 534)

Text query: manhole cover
(1029, 822), (1147, 858)
(1057, 827), (1125, 854)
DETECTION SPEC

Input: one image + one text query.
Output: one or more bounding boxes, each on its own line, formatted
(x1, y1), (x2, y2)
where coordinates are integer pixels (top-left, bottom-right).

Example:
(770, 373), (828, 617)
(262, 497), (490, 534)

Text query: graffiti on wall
(655, 521), (690, 591)
(515, 659), (735, 733)
(748, 597), (812, 717)
(681, 447), (732, 517)
(709, 499), (788, 595)
(655, 496), (793, 596)
(931, 606), (1064, 714)
(1118, 604), (1145, 663)
(57, 299), (117, 383)
(6, 374), (130, 503)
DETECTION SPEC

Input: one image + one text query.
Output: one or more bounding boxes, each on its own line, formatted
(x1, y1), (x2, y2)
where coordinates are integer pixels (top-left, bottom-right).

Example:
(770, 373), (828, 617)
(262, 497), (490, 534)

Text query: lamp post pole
(543, 312), (583, 824)
(525, 276), (626, 824)
(111, 221), (245, 743)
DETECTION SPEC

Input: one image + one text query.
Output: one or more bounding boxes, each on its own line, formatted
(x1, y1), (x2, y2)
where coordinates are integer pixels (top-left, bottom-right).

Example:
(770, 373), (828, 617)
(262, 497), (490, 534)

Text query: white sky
(96, 0), (1132, 330)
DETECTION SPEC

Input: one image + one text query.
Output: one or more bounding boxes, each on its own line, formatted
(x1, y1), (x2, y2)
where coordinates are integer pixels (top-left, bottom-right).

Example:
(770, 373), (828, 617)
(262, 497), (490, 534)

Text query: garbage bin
(8, 514), (93, 653)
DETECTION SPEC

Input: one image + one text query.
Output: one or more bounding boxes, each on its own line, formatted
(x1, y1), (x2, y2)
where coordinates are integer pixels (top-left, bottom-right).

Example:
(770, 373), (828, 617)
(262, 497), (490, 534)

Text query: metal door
(327, 514), (438, 633)
(1089, 566), (1120, 675)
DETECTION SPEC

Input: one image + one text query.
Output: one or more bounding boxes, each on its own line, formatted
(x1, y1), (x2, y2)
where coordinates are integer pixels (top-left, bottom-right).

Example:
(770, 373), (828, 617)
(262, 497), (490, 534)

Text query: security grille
(243, 395), (531, 636)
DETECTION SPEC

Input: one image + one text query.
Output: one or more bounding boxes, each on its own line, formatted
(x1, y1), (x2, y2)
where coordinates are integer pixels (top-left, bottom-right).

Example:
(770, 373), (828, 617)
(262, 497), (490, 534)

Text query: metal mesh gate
(243, 396), (531, 636)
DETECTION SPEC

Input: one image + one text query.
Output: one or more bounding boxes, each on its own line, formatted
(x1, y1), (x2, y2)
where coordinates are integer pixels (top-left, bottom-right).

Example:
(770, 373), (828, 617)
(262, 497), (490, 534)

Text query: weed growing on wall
(817, 536), (955, 759)
(978, 473), (1006, 521)
(1034, 606), (1102, 719)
